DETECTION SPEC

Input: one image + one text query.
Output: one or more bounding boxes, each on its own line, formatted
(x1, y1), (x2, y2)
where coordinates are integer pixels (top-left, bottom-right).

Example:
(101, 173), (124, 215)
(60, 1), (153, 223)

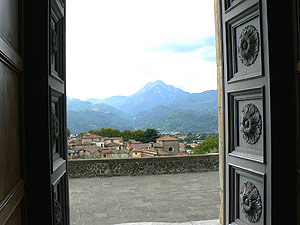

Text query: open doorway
(66, 0), (220, 224)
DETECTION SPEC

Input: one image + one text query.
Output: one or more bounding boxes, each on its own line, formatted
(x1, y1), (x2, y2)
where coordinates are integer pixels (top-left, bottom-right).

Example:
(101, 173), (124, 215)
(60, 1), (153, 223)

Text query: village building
(82, 134), (104, 143)
(128, 136), (179, 157)
(156, 136), (179, 155)
(104, 137), (123, 145)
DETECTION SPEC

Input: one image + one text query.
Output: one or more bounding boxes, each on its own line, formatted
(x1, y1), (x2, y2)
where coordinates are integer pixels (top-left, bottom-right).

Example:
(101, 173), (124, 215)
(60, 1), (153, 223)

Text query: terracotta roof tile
(104, 137), (123, 140)
(105, 143), (121, 147)
(156, 136), (179, 141)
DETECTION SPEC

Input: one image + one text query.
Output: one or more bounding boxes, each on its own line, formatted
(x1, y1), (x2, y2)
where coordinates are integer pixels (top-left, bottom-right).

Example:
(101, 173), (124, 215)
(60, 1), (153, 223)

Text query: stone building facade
(156, 136), (179, 155)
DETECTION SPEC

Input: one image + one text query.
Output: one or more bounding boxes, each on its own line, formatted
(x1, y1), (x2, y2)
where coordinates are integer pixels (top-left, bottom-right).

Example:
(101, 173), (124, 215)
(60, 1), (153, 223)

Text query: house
(131, 149), (143, 158)
(82, 134), (104, 143)
(104, 137), (123, 145)
(156, 136), (180, 155)
(101, 148), (114, 158)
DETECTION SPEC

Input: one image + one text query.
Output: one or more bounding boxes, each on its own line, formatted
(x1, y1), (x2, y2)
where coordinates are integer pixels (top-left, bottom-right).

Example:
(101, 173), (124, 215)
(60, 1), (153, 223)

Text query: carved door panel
(0, 0), (25, 224)
(220, 0), (269, 224)
(49, 0), (69, 224)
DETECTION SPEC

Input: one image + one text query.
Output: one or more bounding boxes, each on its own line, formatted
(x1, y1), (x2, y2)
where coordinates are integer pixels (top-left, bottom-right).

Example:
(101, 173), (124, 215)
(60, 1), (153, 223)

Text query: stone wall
(68, 153), (219, 178)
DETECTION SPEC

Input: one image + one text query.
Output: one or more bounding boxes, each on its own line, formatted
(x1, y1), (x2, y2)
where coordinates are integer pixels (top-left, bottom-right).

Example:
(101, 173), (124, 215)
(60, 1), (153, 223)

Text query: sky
(66, 0), (217, 100)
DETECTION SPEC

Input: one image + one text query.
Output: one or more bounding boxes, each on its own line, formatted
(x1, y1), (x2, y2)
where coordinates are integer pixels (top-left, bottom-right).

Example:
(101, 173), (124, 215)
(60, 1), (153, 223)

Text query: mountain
(67, 98), (133, 133)
(85, 98), (101, 104)
(67, 82), (218, 134)
(100, 96), (127, 108)
(133, 90), (218, 133)
(100, 80), (191, 115)
(135, 109), (218, 133)
(168, 90), (218, 113)
(68, 110), (134, 134)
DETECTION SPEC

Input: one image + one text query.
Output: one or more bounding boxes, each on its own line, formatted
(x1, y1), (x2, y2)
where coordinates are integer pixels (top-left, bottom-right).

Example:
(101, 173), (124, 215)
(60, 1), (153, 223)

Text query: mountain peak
(141, 80), (166, 91)
(152, 80), (166, 85)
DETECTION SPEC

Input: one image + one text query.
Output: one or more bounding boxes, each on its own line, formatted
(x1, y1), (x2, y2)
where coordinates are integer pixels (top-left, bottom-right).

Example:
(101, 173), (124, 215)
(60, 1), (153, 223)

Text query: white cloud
(66, 0), (217, 100)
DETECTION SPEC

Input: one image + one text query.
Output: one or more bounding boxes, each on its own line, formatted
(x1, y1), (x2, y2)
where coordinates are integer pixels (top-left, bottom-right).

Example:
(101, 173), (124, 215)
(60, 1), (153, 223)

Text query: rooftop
(69, 171), (220, 225)
(156, 136), (179, 141)
(105, 137), (124, 140)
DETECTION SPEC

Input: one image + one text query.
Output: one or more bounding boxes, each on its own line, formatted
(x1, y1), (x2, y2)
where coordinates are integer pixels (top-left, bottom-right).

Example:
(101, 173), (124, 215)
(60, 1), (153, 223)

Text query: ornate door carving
(49, 0), (69, 224)
(220, 0), (269, 224)
(220, 0), (299, 224)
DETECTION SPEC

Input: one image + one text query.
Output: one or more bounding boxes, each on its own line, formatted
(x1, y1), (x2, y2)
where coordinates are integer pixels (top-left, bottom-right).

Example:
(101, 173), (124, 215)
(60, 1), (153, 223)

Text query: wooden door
(22, 0), (69, 224)
(49, 0), (69, 224)
(220, 0), (298, 224)
(0, 0), (25, 224)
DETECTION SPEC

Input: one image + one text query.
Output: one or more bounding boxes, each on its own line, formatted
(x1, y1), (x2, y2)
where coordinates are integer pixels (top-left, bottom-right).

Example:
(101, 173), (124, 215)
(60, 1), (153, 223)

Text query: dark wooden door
(49, 0), (69, 224)
(22, 0), (69, 224)
(221, 1), (269, 224)
(220, 0), (298, 224)
(0, 0), (25, 224)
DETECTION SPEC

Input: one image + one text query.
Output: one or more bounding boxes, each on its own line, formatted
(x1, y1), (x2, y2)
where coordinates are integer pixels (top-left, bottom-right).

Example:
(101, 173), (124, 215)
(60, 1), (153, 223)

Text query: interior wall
(214, 0), (223, 224)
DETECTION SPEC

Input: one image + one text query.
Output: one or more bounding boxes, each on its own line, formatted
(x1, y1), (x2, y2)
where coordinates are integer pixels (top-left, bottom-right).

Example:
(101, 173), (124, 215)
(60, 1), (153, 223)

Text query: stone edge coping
(68, 153), (219, 178)
(68, 153), (219, 164)
(114, 219), (220, 225)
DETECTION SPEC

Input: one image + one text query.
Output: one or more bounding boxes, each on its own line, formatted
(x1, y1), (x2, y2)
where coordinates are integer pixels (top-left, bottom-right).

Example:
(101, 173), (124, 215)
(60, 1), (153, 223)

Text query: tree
(89, 128), (122, 137)
(140, 128), (159, 143)
(199, 133), (208, 140)
(133, 129), (144, 142)
(193, 135), (219, 154)
(67, 128), (70, 137)
(185, 144), (193, 149)
(121, 129), (133, 141)
(78, 131), (87, 137)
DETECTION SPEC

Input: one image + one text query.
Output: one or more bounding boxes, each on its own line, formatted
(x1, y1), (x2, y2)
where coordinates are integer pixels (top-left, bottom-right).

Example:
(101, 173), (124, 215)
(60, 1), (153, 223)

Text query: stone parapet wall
(68, 153), (219, 178)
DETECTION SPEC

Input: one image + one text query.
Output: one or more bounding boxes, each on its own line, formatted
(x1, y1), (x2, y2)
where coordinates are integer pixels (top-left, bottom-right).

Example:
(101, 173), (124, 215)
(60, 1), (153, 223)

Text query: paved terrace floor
(69, 171), (220, 225)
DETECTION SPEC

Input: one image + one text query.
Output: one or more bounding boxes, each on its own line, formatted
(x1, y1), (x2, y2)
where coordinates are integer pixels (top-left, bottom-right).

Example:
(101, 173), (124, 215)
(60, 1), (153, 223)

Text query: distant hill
(99, 96), (127, 108)
(133, 90), (218, 133)
(100, 80), (190, 115)
(85, 98), (102, 104)
(168, 90), (218, 113)
(135, 109), (218, 133)
(67, 81), (218, 134)
(67, 98), (133, 133)
(68, 110), (134, 134)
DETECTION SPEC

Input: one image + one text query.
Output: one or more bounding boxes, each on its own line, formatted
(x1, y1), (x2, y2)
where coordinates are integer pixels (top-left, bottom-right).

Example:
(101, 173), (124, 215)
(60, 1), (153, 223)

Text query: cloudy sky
(66, 0), (217, 100)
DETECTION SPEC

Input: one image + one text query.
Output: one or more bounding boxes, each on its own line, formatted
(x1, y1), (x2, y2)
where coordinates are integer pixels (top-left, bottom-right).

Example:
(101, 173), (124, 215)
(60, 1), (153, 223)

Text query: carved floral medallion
(240, 103), (262, 145)
(238, 25), (259, 66)
(240, 181), (262, 223)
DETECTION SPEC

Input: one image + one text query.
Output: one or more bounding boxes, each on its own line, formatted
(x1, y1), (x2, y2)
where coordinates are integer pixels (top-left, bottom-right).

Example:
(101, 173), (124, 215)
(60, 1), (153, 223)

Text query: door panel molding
(0, 36), (23, 71)
(0, 181), (24, 225)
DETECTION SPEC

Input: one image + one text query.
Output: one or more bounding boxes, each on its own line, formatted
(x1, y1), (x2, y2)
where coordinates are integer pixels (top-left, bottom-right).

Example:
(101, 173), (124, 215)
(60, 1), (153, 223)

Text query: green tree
(89, 129), (101, 136)
(133, 129), (144, 142)
(193, 135), (219, 154)
(67, 128), (70, 137)
(198, 133), (208, 140)
(140, 128), (159, 143)
(78, 131), (87, 137)
(93, 128), (122, 137)
(185, 144), (193, 149)
(121, 129), (133, 141)
(183, 135), (198, 143)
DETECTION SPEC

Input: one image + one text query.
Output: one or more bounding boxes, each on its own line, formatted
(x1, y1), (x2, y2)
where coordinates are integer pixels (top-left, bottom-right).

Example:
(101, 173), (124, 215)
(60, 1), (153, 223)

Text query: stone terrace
(69, 171), (220, 225)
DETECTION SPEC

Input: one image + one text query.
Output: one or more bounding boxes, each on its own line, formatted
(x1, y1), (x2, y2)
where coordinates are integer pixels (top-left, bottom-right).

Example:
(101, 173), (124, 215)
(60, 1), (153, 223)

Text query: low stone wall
(68, 153), (219, 178)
